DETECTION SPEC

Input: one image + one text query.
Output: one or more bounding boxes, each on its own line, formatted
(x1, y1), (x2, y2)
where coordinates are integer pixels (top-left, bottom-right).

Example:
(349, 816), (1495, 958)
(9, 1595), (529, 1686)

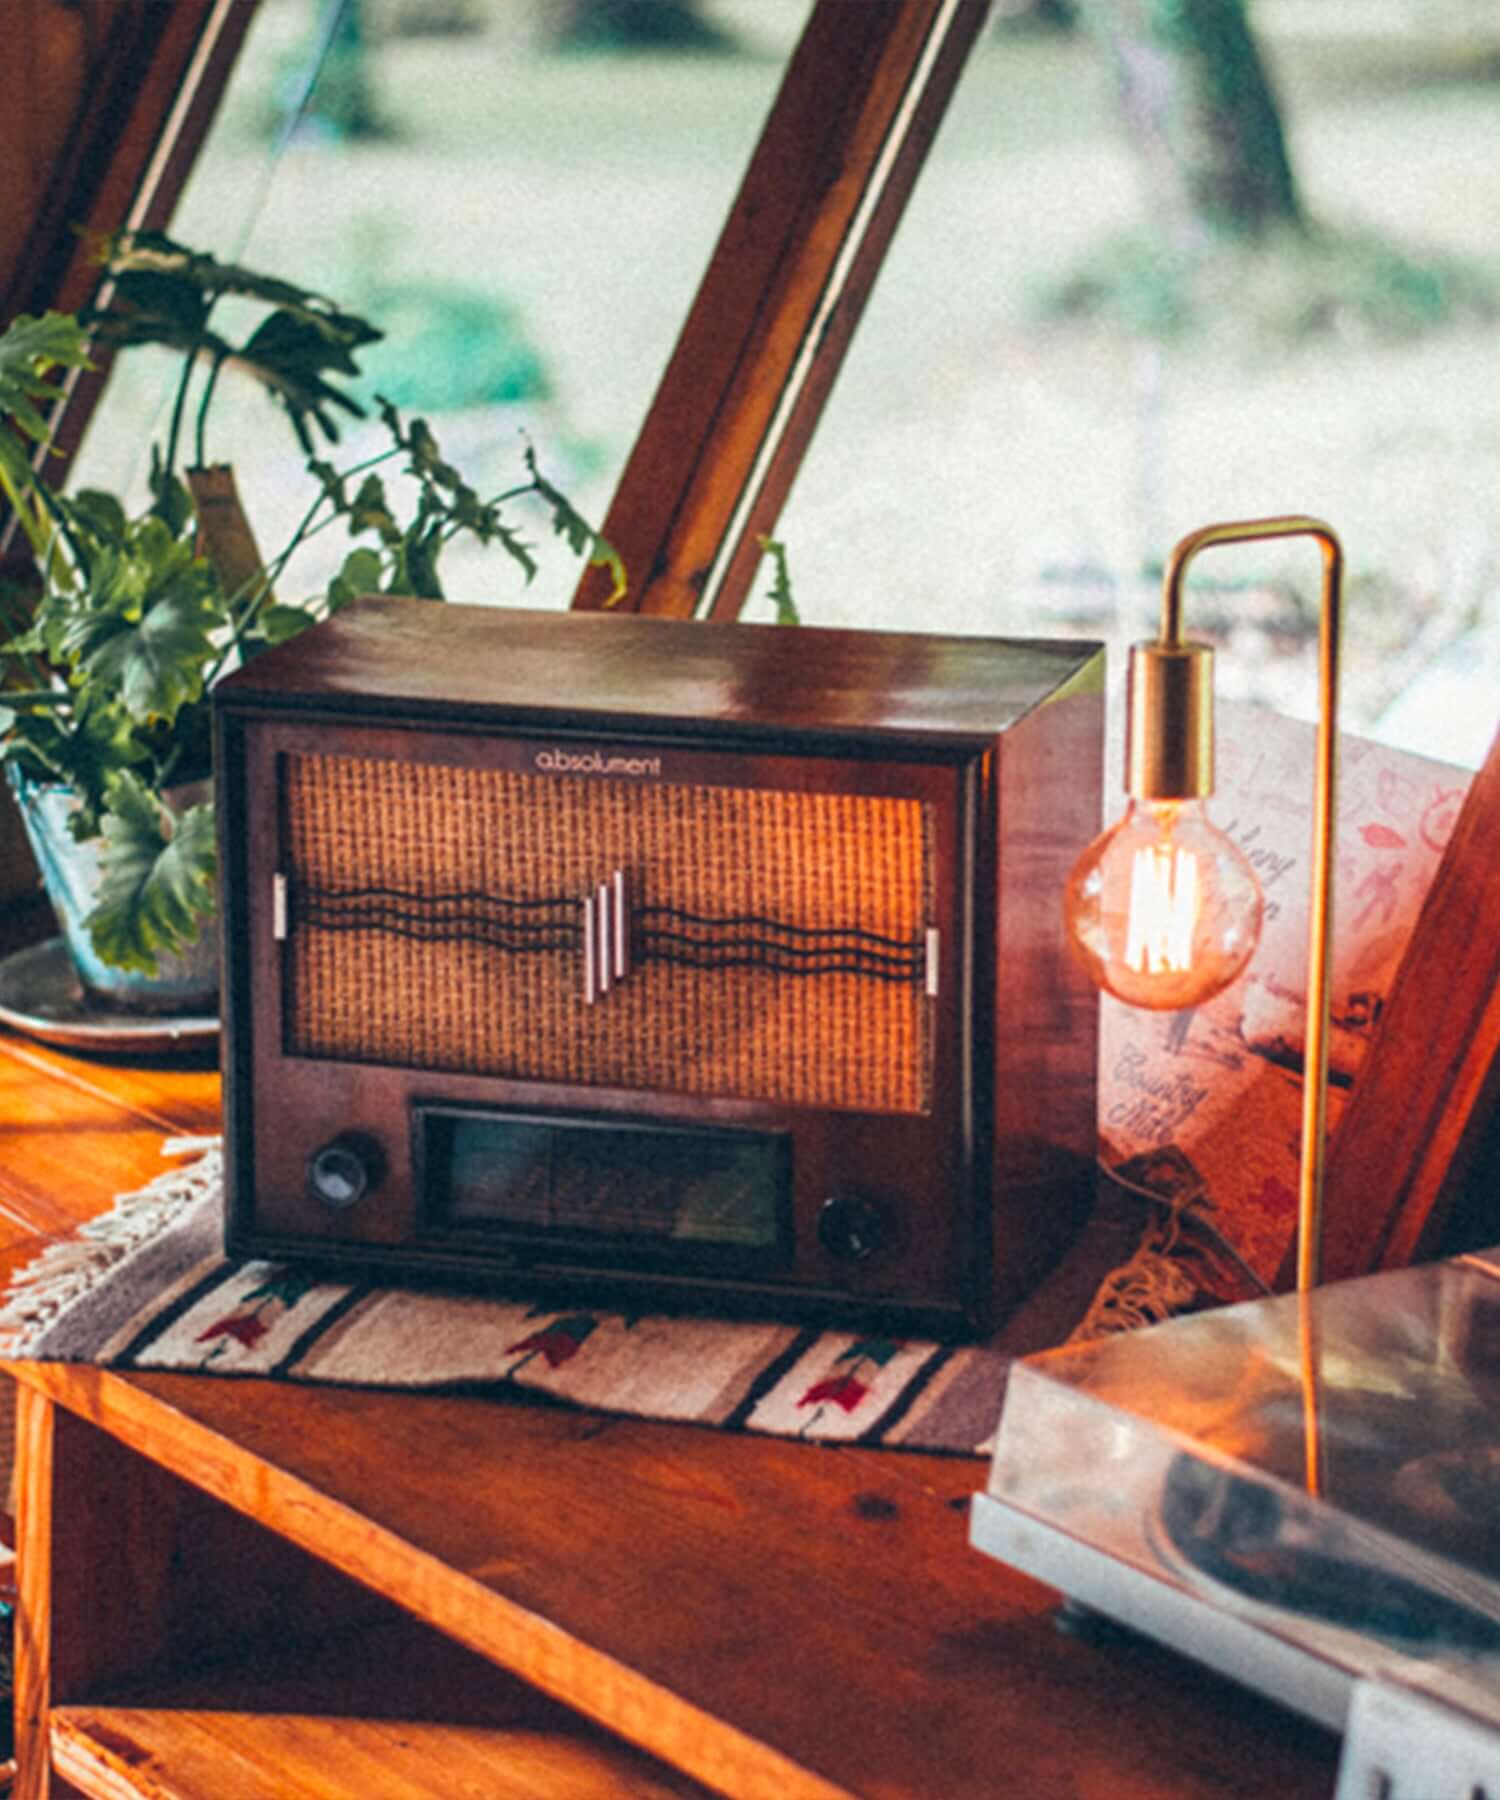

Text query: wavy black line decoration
(291, 882), (926, 985)
(293, 886), (581, 954)
(639, 906), (922, 981)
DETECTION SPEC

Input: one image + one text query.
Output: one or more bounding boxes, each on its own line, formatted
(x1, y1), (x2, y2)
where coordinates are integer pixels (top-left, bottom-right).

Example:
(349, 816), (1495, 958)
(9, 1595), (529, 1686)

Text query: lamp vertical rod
(1158, 516), (1343, 1292)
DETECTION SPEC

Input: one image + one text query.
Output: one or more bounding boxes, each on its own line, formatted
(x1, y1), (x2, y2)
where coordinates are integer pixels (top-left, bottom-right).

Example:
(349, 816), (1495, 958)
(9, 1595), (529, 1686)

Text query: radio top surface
(214, 597), (1104, 747)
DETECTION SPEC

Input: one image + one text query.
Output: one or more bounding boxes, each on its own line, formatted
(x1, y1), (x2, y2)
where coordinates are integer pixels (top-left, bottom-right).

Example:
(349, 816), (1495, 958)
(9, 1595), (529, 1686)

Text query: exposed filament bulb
(1125, 828), (1200, 976)
(1064, 797), (1262, 1011)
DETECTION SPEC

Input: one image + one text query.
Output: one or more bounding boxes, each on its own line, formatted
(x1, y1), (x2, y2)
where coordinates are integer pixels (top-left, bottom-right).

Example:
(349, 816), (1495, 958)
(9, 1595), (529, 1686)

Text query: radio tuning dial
(818, 1192), (890, 1264)
(307, 1133), (385, 1210)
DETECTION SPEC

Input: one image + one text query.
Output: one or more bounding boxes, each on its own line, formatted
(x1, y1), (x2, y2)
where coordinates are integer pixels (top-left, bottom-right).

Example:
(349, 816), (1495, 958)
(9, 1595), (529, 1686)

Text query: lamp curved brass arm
(1154, 517), (1345, 1294)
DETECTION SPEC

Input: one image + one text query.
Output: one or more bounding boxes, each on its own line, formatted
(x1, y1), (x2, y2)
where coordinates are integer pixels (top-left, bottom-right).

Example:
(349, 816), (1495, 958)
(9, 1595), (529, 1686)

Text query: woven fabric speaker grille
(283, 751), (935, 1113)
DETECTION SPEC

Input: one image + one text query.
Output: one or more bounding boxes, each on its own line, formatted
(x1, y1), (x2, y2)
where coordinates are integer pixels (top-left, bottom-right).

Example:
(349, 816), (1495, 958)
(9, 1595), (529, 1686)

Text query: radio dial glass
(419, 1106), (792, 1272)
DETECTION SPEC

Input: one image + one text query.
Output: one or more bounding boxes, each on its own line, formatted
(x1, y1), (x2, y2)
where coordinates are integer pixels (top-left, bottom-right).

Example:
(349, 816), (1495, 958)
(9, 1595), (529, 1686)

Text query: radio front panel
(230, 714), (975, 1328)
(417, 1106), (793, 1266)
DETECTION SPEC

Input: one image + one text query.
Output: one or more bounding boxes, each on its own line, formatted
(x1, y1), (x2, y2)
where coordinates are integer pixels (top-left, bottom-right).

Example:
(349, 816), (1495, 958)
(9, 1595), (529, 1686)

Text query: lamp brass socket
(1125, 640), (1214, 801)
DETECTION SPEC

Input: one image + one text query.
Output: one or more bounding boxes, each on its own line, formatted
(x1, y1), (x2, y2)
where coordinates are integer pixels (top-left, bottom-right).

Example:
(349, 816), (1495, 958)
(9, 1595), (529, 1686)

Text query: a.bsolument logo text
(534, 747), (663, 778)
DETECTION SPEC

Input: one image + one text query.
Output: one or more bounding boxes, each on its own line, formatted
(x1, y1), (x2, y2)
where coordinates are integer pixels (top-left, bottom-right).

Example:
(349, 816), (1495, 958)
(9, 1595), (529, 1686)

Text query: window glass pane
(767, 10), (1500, 769)
(70, 0), (802, 607)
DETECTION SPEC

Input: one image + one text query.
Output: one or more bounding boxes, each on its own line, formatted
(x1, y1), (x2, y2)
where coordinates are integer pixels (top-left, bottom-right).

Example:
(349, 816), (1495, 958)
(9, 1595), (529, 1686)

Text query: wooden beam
(0, 0), (258, 490)
(571, 0), (988, 621)
(2, 1), (254, 325)
(701, 0), (989, 624)
(1295, 720), (1500, 1284)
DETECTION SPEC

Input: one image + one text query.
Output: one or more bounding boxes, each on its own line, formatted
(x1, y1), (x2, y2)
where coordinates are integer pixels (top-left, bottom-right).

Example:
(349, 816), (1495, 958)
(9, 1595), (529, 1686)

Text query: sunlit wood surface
(0, 1033), (219, 1281)
(1, 1026), (1338, 1799)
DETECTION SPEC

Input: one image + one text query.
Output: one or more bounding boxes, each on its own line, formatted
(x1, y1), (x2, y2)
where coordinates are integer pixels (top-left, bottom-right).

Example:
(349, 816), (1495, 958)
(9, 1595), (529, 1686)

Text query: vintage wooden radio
(214, 599), (1104, 1337)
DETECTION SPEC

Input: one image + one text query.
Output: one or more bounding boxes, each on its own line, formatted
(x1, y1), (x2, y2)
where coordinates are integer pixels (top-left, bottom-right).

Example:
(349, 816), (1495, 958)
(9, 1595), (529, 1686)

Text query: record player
(970, 1248), (1500, 1797)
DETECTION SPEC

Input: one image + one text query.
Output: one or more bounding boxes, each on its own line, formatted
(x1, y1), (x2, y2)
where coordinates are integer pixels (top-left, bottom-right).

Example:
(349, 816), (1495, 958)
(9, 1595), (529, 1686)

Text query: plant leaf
(757, 535), (800, 626)
(255, 604), (316, 645)
(86, 770), (216, 974)
(236, 310), (373, 452)
(102, 265), (212, 338)
(524, 444), (626, 605)
(347, 474), (401, 542)
(326, 547), (385, 611)
(149, 455), (195, 535)
(67, 488), (129, 544)
(0, 311), (93, 553)
(59, 517), (225, 725)
(386, 523), (447, 600)
(94, 230), (381, 338)
(0, 686), (147, 829)
(83, 230), (381, 458)
(0, 311), (92, 446)
(490, 521), (539, 586)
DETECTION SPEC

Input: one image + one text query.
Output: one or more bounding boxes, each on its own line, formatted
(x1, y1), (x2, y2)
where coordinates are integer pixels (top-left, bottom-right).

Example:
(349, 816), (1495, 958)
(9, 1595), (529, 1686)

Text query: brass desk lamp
(1063, 515), (1343, 1293)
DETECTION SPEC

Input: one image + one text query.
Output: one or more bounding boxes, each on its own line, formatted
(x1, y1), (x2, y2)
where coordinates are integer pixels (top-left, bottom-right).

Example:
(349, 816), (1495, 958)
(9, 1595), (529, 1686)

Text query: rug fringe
(1067, 1169), (1206, 1344)
(0, 1138), (222, 1354)
(1067, 1237), (1200, 1341)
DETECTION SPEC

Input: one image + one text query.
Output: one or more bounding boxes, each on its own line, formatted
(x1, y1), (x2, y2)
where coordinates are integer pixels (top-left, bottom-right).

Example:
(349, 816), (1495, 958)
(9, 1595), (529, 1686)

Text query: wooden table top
(0, 1024), (1339, 1799)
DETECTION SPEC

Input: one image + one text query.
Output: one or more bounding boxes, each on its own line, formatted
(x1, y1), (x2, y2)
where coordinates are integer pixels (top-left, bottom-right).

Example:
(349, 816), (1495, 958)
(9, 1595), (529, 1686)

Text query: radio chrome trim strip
(583, 892), (598, 1004)
(597, 880), (613, 996)
(584, 870), (631, 1003)
(272, 872), (288, 943)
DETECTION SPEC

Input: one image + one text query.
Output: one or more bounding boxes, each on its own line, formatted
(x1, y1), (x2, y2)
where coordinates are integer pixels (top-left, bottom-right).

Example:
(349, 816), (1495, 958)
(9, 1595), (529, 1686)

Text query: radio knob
(307, 1134), (385, 1210)
(818, 1191), (890, 1263)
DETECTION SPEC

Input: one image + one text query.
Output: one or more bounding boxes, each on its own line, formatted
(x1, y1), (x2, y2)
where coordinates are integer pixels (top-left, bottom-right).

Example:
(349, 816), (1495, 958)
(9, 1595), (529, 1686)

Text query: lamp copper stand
(1146, 516), (1345, 1294)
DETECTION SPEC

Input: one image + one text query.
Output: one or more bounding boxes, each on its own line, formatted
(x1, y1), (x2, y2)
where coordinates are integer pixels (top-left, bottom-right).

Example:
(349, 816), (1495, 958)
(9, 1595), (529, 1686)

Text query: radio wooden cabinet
(215, 603), (1105, 1336)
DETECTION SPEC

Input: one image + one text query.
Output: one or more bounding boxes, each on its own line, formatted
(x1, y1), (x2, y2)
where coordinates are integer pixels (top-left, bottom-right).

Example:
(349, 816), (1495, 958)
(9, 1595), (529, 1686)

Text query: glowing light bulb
(1064, 797), (1263, 1011)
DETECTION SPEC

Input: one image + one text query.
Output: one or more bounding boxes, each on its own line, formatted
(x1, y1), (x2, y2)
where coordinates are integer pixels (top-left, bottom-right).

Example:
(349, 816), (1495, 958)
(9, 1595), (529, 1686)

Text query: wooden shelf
(13, 1402), (713, 1800)
(49, 1614), (706, 1799)
(51, 1706), (698, 1800)
(8, 1360), (1338, 1800)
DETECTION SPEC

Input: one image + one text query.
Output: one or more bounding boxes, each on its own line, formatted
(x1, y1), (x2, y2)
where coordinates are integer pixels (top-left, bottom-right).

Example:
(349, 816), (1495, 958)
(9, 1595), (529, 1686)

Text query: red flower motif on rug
(799, 1371), (869, 1414)
(196, 1311), (270, 1351)
(191, 1267), (318, 1363)
(506, 1312), (600, 1371)
(796, 1338), (903, 1430)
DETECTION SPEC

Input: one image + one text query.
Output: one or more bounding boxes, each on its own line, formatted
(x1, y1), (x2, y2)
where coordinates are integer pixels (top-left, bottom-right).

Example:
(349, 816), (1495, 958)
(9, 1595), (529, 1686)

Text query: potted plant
(0, 230), (621, 1012)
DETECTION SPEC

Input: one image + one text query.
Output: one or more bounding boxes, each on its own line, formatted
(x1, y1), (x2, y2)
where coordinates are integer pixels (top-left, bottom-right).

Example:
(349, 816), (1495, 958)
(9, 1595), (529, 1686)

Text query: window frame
(570, 0), (990, 621)
(9, 0), (989, 619)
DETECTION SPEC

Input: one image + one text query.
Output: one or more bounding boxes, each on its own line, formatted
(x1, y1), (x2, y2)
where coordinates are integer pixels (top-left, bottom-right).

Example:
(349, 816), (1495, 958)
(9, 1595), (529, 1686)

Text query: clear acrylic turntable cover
(971, 1249), (1500, 1761)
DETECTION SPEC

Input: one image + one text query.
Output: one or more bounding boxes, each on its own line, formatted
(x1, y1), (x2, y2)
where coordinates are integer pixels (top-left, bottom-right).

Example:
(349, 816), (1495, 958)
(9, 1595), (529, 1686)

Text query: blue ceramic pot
(7, 765), (219, 1015)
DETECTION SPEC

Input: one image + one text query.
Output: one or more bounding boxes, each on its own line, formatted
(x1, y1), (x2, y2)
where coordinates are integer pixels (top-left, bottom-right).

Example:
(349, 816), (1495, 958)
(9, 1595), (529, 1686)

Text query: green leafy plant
(0, 230), (622, 977)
